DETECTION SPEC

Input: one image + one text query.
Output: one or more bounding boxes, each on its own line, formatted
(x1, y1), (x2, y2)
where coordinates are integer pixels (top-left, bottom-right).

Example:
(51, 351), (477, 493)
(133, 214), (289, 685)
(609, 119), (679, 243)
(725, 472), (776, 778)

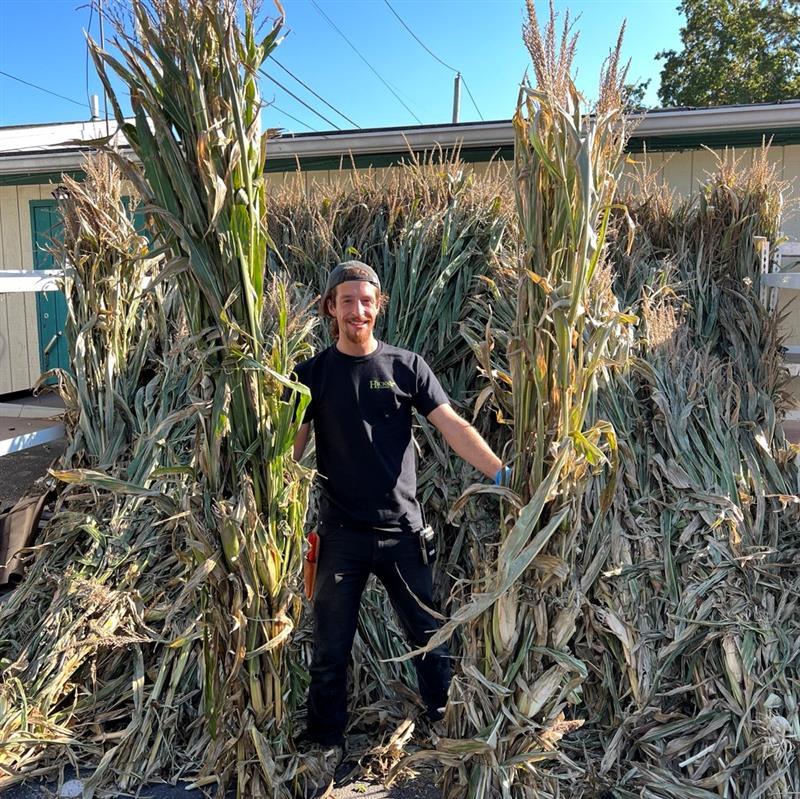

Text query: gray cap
(324, 260), (381, 295)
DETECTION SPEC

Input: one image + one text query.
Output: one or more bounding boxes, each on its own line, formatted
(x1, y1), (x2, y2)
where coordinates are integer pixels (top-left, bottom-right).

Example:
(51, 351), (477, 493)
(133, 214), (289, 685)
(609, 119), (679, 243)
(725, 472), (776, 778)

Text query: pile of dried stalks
(575, 153), (800, 798)
(1, 1), (798, 797)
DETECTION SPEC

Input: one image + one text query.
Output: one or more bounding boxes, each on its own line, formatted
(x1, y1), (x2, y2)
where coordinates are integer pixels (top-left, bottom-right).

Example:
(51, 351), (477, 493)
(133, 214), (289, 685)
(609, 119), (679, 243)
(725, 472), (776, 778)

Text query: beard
(341, 319), (373, 345)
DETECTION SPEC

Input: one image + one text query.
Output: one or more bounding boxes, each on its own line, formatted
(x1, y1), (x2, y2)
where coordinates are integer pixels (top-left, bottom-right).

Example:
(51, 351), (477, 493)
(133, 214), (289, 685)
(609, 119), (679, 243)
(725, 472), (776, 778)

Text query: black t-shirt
(294, 341), (449, 532)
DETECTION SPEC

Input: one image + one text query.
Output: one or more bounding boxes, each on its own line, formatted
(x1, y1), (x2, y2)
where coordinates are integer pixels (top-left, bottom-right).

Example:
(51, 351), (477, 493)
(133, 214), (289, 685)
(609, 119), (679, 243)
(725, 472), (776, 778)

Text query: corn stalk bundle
(50, 156), (162, 469)
(2, 2), (313, 798)
(85, 1), (318, 795)
(439, 121), (800, 799)
(568, 153), (800, 797)
(392, 6), (633, 797)
(0, 155), (208, 792)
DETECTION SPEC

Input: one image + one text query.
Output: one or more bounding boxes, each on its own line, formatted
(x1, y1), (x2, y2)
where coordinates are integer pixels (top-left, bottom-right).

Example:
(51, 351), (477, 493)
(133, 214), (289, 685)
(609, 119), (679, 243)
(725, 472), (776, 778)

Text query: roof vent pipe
(90, 94), (100, 121)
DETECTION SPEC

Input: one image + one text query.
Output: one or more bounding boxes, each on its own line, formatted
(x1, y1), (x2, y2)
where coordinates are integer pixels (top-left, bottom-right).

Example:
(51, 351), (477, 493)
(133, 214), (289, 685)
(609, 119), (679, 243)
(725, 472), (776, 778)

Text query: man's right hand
(294, 422), (311, 461)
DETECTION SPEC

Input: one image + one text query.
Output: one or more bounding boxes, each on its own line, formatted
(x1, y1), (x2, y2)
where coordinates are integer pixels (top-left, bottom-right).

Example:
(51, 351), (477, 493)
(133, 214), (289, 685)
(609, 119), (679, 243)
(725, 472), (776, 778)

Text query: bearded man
(293, 261), (505, 780)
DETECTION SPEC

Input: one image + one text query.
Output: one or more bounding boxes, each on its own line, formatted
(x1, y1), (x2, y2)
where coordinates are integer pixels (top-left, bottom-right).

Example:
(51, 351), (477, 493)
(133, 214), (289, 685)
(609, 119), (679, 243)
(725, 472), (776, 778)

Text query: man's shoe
(299, 741), (344, 799)
(425, 705), (446, 723)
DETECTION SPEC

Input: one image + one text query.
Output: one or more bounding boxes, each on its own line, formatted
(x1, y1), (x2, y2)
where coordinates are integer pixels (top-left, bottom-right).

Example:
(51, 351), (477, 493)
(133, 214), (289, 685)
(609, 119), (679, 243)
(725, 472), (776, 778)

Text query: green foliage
(657, 0), (800, 107)
(624, 78), (651, 111)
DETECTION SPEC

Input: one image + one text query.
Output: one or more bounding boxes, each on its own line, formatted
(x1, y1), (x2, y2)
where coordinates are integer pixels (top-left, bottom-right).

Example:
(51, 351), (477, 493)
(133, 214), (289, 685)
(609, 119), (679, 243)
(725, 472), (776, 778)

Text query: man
(293, 260), (505, 772)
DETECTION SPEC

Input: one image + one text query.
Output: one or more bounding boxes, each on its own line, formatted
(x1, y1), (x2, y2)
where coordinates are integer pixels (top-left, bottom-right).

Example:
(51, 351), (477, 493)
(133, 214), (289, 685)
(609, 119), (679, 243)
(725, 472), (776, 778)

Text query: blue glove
(494, 466), (512, 486)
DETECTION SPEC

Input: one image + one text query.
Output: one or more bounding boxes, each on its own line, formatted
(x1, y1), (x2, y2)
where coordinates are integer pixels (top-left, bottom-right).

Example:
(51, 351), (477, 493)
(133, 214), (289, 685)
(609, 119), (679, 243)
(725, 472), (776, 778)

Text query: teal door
(30, 200), (69, 378)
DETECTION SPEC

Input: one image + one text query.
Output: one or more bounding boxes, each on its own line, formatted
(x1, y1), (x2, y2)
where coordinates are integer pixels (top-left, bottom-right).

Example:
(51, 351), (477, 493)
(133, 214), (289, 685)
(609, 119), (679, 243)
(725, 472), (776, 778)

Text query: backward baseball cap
(323, 260), (381, 295)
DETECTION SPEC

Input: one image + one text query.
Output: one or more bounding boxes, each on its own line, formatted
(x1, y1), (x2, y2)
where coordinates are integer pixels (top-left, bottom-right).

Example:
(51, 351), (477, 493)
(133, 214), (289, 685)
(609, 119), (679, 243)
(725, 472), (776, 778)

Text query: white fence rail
(0, 269), (65, 456)
(0, 270), (63, 293)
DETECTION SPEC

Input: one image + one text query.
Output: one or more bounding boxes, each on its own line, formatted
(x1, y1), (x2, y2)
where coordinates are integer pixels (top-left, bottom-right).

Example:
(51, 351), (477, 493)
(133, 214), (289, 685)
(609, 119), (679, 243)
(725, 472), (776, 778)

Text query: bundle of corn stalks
(52, 157), (163, 469)
(570, 152), (800, 797)
(87, 1), (319, 794)
(403, 16), (800, 797)
(393, 5), (634, 796)
(2, 1), (316, 797)
(0, 155), (206, 792)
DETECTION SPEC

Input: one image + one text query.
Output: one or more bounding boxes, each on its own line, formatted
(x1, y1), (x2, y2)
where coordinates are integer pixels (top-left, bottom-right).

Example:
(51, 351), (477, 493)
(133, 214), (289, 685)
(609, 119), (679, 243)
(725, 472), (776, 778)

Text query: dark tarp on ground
(0, 492), (50, 588)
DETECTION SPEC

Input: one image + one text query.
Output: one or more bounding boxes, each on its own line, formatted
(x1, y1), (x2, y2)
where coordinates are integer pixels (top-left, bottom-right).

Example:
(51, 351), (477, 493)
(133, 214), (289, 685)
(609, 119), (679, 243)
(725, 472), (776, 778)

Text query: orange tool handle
(304, 531), (320, 600)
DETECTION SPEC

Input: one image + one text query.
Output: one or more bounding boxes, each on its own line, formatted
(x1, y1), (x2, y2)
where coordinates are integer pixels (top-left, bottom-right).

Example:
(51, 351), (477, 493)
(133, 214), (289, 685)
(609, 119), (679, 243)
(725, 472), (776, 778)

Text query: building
(0, 102), (798, 397)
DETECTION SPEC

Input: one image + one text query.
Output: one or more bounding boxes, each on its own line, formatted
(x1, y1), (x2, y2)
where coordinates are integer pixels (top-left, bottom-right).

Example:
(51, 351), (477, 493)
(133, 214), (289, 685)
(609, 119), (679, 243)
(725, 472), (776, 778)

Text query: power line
(309, 0), (423, 126)
(0, 69), (86, 109)
(382, 0), (484, 121)
(460, 77), (484, 122)
(272, 57), (360, 129)
(270, 102), (315, 132)
(383, 0), (457, 73)
(260, 69), (341, 130)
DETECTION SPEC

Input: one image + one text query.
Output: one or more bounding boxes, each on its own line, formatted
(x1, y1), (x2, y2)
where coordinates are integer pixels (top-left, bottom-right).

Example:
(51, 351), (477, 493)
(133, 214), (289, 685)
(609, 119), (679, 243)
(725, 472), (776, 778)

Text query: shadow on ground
(0, 439), (65, 508)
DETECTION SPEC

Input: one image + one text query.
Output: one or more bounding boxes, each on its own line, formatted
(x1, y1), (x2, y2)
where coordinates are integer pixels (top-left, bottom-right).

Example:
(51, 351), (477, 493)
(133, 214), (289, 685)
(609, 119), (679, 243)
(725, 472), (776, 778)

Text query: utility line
(309, 0), (423, 125)
(260, 69), (341, 130)
(382, 0), (484, 121)
(383, 0), (457, 73)
(272, 57), (360, 129)
(460, 77), (484, 122)
(0, 69), (86, 109)
(271, 102), (315, 132)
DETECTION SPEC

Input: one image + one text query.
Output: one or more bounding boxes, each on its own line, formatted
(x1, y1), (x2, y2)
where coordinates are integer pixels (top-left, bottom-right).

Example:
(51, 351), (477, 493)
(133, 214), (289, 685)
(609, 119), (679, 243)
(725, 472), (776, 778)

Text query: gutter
(1, 101), (798, 177)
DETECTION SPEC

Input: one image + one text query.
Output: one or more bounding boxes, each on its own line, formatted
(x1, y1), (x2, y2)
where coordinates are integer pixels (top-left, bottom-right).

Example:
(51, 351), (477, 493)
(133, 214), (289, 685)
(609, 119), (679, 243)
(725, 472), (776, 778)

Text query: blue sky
(0, 0), (684, 133)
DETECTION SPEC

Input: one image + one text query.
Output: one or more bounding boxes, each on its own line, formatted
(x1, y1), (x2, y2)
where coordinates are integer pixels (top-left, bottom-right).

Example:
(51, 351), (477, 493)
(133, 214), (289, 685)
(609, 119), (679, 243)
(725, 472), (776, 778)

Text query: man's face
(328, 280), (379, 345)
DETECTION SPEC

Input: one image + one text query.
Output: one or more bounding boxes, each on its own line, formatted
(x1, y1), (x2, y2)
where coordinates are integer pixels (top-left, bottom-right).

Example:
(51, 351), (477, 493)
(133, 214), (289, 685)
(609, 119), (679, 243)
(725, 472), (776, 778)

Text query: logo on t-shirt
(369, 379), (396, 390)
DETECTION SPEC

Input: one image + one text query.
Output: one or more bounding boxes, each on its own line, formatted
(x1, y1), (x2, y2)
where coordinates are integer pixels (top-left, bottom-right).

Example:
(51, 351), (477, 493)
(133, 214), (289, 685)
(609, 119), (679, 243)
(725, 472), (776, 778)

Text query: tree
(624, 79), (651, 112)
(657, 0), (800, 107)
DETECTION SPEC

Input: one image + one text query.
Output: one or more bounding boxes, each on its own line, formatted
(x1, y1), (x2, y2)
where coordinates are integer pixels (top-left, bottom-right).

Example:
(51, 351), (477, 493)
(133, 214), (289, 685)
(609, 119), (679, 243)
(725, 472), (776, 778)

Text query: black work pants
(306, 524), (452, 745)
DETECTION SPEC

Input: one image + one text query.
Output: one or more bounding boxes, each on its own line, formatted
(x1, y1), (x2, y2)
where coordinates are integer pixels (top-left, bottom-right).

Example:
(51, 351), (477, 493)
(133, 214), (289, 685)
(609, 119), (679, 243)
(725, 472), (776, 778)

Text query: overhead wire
(260, 69), (341, 130)
(382, 0), (484, 121)
(272, 57), (360, 129)
(309, 0), (423, 125)
(460, 78), (484, 122)
(270, 102), (315, 132)
(0, 69), (87, 109)
(383, 0), (457, 73)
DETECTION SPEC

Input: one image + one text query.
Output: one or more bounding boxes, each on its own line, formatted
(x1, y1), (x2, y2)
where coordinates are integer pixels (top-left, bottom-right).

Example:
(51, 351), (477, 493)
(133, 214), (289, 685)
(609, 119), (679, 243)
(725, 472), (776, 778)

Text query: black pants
(306, 524), (452, 745)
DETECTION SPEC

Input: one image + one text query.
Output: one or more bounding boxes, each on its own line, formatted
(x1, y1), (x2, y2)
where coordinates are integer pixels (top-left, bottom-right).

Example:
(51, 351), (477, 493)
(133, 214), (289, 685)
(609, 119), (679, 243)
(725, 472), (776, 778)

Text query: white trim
(0, 270), (63, 293)
(0, 402), (63, 420)
(780, 242), (800, 257)
(761, 272), (800, 289)
(0, 423), (65, 457)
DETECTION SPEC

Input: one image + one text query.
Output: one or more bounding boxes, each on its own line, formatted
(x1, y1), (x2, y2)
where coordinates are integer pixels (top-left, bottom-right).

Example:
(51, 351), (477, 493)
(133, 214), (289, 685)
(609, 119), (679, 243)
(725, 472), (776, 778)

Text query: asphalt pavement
(1, 767), (441, 799)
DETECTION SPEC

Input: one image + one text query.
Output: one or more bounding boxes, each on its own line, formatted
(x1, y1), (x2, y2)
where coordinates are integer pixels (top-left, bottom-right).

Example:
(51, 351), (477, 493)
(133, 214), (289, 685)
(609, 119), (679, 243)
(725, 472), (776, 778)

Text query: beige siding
(782, 145), (800, 243)
(662, 151), (694, 197)
(690, 147), (722, 192)
(304, 170), (332, 190)
(0, 184), (52, 394)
